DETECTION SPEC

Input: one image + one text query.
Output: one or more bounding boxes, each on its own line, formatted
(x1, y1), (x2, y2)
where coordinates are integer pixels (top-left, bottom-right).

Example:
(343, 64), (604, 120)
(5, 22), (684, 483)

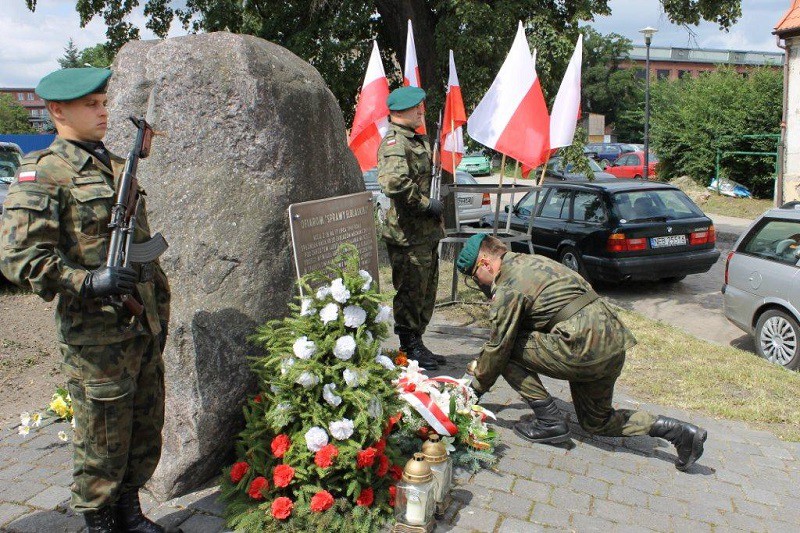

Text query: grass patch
(701, 193), (774, 220)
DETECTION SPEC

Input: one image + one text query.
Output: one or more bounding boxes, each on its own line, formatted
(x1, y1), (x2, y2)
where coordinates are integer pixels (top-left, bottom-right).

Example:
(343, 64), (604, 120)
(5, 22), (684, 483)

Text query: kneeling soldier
(457, 234), (706, 472)
(0, 68), (171, 531)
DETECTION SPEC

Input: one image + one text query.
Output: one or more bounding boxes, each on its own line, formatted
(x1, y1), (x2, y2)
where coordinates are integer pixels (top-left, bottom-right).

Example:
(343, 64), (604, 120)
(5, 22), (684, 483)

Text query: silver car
(364, 169), (491, 225)
(722, 204), (800, 369)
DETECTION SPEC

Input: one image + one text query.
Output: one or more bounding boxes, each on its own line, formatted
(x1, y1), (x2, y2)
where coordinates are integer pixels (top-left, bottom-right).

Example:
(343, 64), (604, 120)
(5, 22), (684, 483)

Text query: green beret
(35, 67), (112, 101)
(456, 234), (489, 275)
(387, 86), (426, 111)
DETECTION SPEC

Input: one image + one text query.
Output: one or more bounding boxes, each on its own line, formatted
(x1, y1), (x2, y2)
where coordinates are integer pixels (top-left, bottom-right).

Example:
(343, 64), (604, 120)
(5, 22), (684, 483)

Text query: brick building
(0, 88), (49, 130)
(620, 45), (783, 81)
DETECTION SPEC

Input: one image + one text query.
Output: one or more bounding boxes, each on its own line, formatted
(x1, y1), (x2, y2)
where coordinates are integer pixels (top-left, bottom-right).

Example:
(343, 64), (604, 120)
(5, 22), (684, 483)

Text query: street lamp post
(639, 26), (658, 180)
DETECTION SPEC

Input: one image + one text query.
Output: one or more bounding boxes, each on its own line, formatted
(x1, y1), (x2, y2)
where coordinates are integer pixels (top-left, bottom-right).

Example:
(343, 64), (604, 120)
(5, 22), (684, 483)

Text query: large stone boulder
(104, 32), (363, 500)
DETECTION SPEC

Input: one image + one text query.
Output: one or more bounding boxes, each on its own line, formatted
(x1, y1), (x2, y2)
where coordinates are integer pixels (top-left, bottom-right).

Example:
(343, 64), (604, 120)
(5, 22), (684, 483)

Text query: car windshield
(548, 157), (603, 173)
(612, 189), (704, 222)
(0, 149), (21, 180)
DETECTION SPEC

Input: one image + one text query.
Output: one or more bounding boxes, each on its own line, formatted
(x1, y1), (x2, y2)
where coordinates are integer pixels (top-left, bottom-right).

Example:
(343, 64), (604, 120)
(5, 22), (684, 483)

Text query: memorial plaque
(289, 191), (379, 291)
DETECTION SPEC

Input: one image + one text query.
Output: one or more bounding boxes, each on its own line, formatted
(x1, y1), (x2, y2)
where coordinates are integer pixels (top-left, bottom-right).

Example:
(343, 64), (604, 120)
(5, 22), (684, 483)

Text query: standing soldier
(0, 68), (171, 532)
(457, 234), (707, 472)
(377, 86), (444, 370)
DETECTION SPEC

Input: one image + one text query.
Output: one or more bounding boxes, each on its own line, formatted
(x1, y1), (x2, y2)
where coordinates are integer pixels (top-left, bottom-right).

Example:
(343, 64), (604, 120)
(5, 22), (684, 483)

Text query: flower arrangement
(18, 387), (74, 442)
(220, 246), (407, 532)
(391, 362), (498, 473)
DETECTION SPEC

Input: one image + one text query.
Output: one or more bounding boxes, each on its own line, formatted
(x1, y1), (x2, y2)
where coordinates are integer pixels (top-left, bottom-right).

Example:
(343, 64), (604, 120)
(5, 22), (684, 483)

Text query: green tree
(57, 38), (82, 68)
(0, 94), (36, 134)
(650, 67), (782, 198)
(80, 43), (114, 68)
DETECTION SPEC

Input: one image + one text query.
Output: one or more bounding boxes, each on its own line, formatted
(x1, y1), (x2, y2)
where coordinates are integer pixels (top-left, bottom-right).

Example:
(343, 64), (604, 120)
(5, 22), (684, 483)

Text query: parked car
(538, 156), (617, 182)
(0, 142), (23, 215)
(480, 180), (720, 283)
(457, 151), (492, 176)
(365, 169), (491, 225)
(605, 151), (658, 180)
(584, 143), (625, 167)
(722, 204), (800, 369)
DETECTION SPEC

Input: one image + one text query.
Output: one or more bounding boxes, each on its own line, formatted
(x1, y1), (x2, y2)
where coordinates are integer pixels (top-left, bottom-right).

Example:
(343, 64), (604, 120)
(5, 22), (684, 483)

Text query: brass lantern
(392, 453), (436, 532)
(422, 434), (453, 515)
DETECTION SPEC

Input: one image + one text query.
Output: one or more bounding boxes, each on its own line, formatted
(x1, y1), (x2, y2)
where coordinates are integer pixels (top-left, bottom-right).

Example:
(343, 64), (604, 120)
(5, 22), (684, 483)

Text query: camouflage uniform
(0, 137), (170, 512)
(474, 252), (657, 437)
(377, 122), (444, 335)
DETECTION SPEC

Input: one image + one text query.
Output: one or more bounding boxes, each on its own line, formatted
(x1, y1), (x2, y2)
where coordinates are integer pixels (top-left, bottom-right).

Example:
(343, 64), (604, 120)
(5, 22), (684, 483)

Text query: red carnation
(356, 447), (378, 469)
(314, 444), (339, 469)
(230, 461), (249, 483)
(383, 412), (403, 437)
(376, 454), (390, 477)
(310, 490), (335, 512)
(417, 426), (431, 439)
(356, 487), (374, 507)
(254, 394), (262, 403)
(247, 476), (269, 500)
(270, 434), (291, 458)
(273, 464), (295, 488)
(389, 465), (403, 481)
(271, 497), (293, 520)
(374, 439), (386, 454)
(388, 485), (397, 507)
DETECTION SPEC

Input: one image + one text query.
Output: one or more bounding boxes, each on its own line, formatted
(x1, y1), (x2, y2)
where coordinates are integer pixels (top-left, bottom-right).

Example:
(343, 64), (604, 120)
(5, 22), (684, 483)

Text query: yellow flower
(50, 396), (70, 419)
(30, 413), (42, 427)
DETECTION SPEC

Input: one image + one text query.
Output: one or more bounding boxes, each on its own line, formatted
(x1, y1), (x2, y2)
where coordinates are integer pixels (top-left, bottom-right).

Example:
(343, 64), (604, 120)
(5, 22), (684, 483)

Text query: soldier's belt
(545, 290), (600, 332)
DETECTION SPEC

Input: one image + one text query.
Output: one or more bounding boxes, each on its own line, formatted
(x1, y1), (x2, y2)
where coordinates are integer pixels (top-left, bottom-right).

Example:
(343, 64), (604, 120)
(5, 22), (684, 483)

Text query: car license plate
(650, 235), (686, 248)
(458, 197), (472, 206)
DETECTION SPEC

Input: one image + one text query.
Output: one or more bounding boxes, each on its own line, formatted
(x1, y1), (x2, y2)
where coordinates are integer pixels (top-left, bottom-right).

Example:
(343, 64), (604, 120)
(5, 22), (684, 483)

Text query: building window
(17, 93), (25, 101)
(27, 93), (34, 100)
(634, 68), (646, 80)
(678, 70), (693, 79)
(656, 69), (670, 80)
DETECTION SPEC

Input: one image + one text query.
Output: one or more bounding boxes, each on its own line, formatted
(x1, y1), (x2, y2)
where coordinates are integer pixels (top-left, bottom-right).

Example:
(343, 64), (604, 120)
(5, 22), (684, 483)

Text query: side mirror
(504, 205), (510, 213)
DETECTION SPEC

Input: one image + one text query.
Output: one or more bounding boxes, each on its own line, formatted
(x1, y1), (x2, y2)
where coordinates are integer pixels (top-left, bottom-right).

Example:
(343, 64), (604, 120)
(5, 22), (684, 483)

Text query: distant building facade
(620, 45), (783, 81)
(0, 88), (49, 131)
(776, 0), (800, 205)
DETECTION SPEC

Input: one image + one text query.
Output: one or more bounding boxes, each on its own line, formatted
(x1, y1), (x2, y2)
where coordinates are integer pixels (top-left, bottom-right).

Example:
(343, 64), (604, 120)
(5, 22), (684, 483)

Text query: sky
(0, 0), (790, 88)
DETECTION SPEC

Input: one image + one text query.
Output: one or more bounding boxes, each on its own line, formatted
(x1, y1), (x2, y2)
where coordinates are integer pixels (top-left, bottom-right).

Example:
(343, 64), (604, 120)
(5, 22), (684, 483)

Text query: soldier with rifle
(0, 68), (171, 533)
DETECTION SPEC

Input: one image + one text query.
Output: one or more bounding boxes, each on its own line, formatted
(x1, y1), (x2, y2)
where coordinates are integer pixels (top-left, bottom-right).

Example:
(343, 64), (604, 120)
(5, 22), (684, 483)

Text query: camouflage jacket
(474, 252), (636, 391)
(0, 137), (170, 345)
(377, 122), (445, 247)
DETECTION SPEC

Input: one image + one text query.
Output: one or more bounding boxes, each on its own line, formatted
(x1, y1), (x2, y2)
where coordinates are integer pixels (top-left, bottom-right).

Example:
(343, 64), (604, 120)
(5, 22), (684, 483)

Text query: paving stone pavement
(2, 324), (799, 532)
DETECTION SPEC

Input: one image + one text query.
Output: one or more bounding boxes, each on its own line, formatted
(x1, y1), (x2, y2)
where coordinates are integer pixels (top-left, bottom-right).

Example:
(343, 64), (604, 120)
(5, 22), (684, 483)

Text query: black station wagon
(481, 180), (720, 283)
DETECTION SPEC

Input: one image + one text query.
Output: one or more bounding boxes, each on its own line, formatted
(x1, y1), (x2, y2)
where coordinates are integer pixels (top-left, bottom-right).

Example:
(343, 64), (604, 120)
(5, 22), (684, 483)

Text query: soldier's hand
(426, 198), (444, 218)
(82, 266), (138, 298)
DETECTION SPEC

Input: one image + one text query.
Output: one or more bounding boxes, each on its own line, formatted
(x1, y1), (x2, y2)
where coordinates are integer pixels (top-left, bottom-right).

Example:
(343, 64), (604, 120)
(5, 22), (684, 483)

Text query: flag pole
(493, 154), (506, 237)
(537, 151), (552, 186)
(505, 160), (519, 233)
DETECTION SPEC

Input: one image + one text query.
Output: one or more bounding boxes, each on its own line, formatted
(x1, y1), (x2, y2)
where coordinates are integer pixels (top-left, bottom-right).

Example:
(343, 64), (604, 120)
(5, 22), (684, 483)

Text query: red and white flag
(550, 34), (583, 149)
(467, 22), (550, 173)
(440, 50), (467, 175)
(403, 19), (427, 135)
(348, 41), (390, 171)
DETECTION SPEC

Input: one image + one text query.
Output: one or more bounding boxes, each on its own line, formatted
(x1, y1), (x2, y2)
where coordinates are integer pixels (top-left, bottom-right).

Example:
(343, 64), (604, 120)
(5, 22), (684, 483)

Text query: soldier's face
(393, 103), (425, 130)
(48, 93), (108, 142)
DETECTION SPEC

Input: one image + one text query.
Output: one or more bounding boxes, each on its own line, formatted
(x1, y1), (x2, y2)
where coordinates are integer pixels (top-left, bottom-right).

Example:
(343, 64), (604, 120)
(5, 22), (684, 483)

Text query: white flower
(375, 304), (392, 323)
(329, 418), (354, 440)
(441, 436), (456, 454)
(300, 298), (314, 316)
(20, 412), (30, 426)
(330, 278), (351, 304)
(375, 354), (395, 370)
(280, 357), (296, 375)
(18, 425), (30, 436)
(316, 285), (331, 300)
(295, 371), (320, 389)
(71, 418), (76, 429)
(30, 413), (42, 427)
(270, 384), (282, 394)
(305, 426), (329, 452)
(292, 336), (317, 360)
(367, 397), (383, 419)
(364, 330), (373, 343)
(343, 368), (361, 387)
(57, 431), (68, 442)
(322, 383), (342, 407)
(319, 303), (339, 325)
(333, 335), (357, 361)
(359, 270), (373, 291)
(429, 388), (452, 416)
(343, 305), (367, 328)
(277, 403), (291, 411)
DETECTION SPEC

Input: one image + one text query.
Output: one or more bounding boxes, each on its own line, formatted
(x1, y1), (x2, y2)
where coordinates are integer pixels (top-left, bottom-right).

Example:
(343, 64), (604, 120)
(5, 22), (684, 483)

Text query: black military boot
(648, 416), (707, 472)
(84, 506), (118, 533)
(415, 335), (446, 364)
(114, 490), (165, 533)
(513, 397), (571, 444)
(398, 332), (438, 371)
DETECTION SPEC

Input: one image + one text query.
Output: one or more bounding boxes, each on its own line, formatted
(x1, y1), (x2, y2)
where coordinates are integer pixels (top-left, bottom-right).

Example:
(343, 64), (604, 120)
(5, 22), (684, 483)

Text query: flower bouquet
(17, 387), (75, 442)
(391, 361), (498, 473)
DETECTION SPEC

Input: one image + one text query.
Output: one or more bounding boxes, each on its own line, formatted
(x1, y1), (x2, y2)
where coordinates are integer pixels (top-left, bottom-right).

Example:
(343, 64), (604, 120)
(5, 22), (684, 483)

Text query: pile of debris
(669, 176), (710, 205)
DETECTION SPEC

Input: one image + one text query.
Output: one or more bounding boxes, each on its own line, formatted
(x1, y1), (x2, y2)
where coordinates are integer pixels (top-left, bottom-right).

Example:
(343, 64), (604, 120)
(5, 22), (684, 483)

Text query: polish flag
(550, 34), (583, 149)
(403, 19), (427, 135)
(467, 22), (550, 172)
(440, 50), (467, 175)
(348, 41), (390, 171)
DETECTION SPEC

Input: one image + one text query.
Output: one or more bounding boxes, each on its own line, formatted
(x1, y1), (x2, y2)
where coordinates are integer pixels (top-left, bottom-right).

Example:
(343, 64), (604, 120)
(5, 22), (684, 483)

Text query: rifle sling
(545, 290), (599, 332)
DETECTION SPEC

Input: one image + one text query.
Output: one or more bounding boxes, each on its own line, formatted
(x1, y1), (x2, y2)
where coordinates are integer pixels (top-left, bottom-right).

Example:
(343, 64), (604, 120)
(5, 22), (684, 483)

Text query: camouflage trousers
(60, 334), (165, 513)
(503, 344), (656, 437)
(386, 242), (439, 335)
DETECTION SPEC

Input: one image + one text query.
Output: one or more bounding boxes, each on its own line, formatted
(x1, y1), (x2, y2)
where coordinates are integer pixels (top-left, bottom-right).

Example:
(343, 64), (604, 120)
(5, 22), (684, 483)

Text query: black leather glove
(426, 198), (444, 218)
(82, 266), (137, 298)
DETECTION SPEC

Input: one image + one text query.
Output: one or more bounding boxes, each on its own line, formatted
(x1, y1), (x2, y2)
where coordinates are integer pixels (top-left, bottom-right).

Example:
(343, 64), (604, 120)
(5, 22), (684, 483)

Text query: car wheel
(661, 275), (686, 283)
(755, 309), (800, 370)
(558, 245), (588, 279)
(634, 174), (642, 180)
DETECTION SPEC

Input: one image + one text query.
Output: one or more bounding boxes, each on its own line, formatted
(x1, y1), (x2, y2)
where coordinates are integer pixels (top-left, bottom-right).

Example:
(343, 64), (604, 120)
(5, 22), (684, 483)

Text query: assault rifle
(106, 116), (168, 316)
